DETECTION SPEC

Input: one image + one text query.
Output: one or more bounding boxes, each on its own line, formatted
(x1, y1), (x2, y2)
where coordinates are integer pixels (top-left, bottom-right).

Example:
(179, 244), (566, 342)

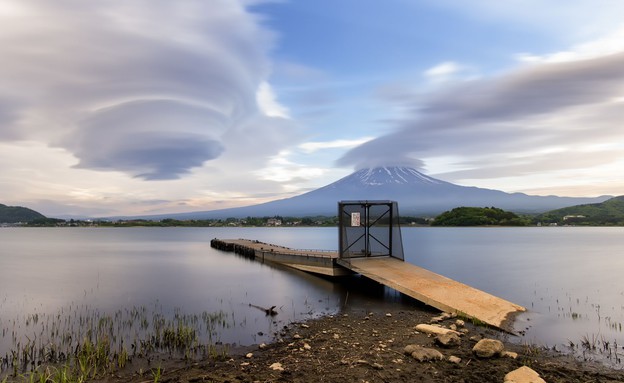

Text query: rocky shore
(97, 307), (624, 383)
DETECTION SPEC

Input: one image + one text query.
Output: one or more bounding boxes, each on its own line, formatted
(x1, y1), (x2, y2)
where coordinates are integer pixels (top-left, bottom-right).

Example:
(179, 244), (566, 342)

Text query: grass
(0, 304), (233, 382)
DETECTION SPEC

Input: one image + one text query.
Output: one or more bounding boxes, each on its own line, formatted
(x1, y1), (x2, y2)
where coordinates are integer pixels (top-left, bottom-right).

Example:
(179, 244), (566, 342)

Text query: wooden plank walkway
(210, 239), (349, 276)
(211, 238), (526, 331)
(338, 257), (525, 331)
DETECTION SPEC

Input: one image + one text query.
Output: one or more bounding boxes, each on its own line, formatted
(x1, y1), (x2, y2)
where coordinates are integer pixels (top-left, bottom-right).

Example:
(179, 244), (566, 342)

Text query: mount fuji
(130, 166), (611, 219)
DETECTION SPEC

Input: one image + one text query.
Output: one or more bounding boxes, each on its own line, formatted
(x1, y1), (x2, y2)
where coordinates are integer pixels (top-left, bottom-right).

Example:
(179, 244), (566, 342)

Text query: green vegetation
(1, 305), (231, 382)
(431, 207), (530, 226)
(536, 195), (624, 226)
(0, 204), (46, 224)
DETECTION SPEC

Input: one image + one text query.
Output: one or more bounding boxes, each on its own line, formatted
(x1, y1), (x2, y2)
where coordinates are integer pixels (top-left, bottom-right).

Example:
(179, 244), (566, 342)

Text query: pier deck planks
(338, 257), (525, 331)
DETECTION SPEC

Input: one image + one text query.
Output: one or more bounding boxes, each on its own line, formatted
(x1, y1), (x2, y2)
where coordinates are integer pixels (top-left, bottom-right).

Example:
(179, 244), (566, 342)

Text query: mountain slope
(124, 166), (611, 220)
(0, 204), (47, 223)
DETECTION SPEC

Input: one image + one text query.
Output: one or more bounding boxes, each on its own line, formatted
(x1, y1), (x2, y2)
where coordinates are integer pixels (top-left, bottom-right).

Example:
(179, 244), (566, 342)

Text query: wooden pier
(210, 238), (525, 331)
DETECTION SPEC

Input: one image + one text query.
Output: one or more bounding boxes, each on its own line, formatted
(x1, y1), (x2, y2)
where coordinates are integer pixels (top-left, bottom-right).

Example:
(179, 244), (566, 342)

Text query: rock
(435, 332), (462, 348)
(455, 319), (465, 327)
(303, 343), (312, 350)
(415, 324), (461, 336)
(502, 351), (518, 359)
(504, 366), (546, 383)
(259, 343), (267, 350)
(472, 339), (505, 358)
(403, 344), (420, 355)
(372, 362), (384, 370)
(449, 324), (458, 331)
(448, 355), (461, 364)
(386, 313), (392, 317)
(269, 362), (284, 371)
(300, 324), (309, 328)
(293, 334), (302, 339)
(430, 312), (453, 323)
(245, 352), (253, 359)
(410, 346), (444, 362)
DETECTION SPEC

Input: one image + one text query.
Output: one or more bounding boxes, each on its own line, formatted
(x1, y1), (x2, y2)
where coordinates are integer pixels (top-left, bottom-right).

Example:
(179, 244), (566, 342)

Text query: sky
(1, 0), (623, 217)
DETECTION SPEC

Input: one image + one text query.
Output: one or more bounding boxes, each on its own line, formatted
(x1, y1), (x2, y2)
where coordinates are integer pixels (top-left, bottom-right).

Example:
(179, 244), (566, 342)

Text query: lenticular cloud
(0, 0), (276, 179)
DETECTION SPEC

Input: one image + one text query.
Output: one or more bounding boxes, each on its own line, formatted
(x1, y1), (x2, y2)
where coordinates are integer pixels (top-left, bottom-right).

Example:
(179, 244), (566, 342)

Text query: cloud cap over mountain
(339, 51), (624, 180)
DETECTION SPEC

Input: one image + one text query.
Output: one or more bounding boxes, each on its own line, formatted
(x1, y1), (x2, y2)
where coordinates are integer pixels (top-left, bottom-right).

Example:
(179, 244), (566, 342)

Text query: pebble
(245, 353), (253, 359)
(269, 362), (284, 371)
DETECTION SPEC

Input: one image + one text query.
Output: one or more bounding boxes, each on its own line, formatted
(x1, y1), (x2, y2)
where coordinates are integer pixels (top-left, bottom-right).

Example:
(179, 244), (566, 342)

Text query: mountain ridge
(113, 166), (612, 220)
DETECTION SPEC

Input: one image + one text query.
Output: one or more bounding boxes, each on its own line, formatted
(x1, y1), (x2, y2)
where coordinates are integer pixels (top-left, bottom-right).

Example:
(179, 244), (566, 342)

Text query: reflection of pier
(210, 200), (526, 332)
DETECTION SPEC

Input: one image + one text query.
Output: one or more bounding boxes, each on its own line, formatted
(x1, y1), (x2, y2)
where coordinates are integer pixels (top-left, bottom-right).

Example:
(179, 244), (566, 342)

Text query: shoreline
(96, 307), (623, 383)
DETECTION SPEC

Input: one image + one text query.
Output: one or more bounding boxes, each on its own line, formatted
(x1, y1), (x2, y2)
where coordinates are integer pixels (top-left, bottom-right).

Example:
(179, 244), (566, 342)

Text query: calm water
(1, 226), (623, 364)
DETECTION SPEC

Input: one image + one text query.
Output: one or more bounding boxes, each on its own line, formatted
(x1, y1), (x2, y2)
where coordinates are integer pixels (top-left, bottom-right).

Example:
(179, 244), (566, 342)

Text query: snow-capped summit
(339, 166), (441, 186)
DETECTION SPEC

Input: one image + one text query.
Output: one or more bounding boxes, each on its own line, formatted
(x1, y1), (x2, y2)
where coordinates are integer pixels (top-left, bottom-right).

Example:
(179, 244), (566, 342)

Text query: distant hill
(0, 204), (46, 223)
(115, 166), (612, 220)
(431, 207), (529, 226)
(537, 195), (624, 225)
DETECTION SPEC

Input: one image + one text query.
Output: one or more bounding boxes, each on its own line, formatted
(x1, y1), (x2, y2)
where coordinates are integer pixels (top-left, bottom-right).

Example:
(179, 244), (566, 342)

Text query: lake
(1, 226), (623, 366)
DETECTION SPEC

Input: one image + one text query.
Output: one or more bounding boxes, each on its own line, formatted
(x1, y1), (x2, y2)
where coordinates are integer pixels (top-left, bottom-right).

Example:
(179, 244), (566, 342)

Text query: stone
(502, 351), (518, 359)
(259, 343), (267, 350)
(472, 339), (505, 358)
(293, 334), (302, 339)
(430, 312), (453, 323)
(504, 366), (546, 383)
(415, 324), (461, 336)
(303, 343), (312, 350)
(403, 344), (420, 355)
(455, 319), (465, 327)
(269, 362), (284, 371)
(410, 346), (444, 362)
(245, 352), (253, 359)
(448, 355), (461, 364)
(386, 313), (392, 317)
(435, 332), (462, 348)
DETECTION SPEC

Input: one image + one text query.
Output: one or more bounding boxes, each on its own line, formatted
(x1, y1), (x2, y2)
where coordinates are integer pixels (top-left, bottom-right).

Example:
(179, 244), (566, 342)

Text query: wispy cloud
(298, 137), (373, 153)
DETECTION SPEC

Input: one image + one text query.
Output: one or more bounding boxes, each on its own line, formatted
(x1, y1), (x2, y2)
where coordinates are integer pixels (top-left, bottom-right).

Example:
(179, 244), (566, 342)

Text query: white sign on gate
(351, 212), (361, 227)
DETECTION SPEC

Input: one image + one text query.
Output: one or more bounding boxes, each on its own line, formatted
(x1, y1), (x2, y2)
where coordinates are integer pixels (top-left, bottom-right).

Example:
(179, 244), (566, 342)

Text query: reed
(0, 303), (234, 382)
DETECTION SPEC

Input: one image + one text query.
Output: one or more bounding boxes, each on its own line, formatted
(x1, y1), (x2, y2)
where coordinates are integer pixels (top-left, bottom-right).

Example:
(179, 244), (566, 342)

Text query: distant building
(563, 215), (586, 221)
(266, 218), (282, 226)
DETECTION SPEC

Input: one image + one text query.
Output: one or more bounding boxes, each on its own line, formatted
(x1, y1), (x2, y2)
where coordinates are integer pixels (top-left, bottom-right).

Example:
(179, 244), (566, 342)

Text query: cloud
(424, 61), (463, 82)
(298, 137), (373, 153)
(338, 51), (624, 179)
(256, 82), (290, 118)
(0, 0), (290, 180)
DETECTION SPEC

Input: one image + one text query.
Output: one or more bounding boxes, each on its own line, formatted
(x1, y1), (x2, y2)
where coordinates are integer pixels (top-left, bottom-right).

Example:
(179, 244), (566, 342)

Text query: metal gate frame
(338, 200), (404, 262)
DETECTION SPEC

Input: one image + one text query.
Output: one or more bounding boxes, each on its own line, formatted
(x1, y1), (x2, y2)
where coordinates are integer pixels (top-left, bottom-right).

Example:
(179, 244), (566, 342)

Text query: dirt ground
(99, 308), (624, 383)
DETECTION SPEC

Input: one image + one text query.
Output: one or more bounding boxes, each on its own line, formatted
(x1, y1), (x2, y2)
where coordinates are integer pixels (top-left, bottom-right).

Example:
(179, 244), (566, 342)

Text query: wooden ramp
(338, 257), (525, 332)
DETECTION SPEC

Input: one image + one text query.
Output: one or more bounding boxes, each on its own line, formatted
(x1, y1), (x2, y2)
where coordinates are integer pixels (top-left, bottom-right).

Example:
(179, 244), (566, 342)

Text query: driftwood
(249, 303), (278, 316)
